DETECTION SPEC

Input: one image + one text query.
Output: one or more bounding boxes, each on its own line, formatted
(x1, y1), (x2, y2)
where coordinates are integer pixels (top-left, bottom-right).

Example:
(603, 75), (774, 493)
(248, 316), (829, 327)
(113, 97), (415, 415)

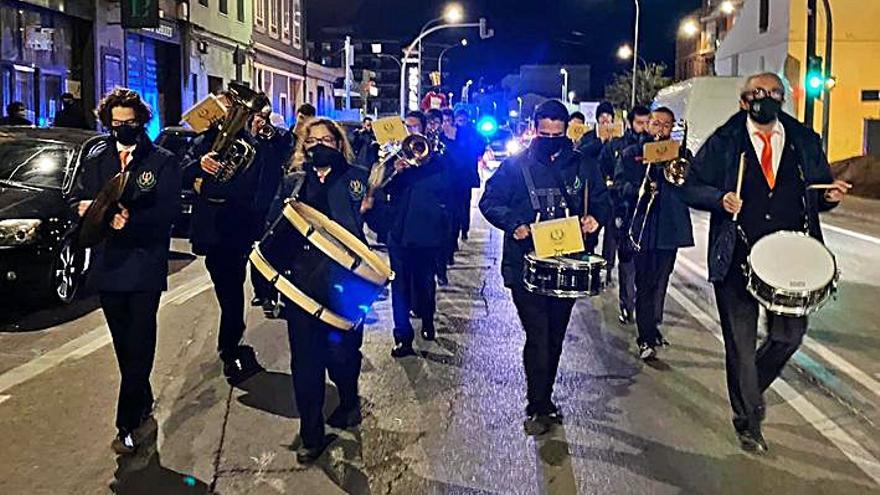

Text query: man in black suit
(682, 72), (850, 453)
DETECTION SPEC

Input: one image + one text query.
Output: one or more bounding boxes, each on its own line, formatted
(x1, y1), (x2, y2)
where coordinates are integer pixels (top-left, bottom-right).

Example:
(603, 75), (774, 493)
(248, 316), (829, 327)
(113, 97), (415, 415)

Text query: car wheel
(52, 237), (85, 304)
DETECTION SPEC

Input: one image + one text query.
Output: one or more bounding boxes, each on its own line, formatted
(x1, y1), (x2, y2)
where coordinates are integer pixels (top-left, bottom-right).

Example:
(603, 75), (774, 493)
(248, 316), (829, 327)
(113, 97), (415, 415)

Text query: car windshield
(0, 139), (75, 189)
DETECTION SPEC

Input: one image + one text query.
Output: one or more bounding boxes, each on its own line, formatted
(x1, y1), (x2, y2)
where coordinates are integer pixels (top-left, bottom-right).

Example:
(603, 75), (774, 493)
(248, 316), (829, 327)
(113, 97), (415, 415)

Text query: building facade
(675, 0), (742, 81)
(252, 0), (305, 127)
(0, 0), (95, 126)
(187, 0), (252, 109)
(714, 0), (880, 161)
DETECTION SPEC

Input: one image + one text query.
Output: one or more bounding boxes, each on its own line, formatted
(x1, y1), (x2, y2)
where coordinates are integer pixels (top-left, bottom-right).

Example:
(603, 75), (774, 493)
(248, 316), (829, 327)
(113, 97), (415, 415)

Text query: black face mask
(533, 136), (570, 162)
(747, 97), (782, 125)
(305, 143), (347, 170)
(112, 124), (142, 146)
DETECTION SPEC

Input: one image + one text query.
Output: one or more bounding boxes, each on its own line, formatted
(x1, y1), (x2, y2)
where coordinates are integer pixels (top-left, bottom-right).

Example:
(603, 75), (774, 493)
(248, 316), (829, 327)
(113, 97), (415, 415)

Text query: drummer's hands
(581, 215), (599, 234)
(77, 200), (93, 217)
(200, 152), (221, 175)
(513, 224), (531, 240)
(111, 206), (129, 230)
(824, 180), (852, 203)
(360, 195), (374, 214)
(722, 192), (743, 215)
(393, 158), (409, 172)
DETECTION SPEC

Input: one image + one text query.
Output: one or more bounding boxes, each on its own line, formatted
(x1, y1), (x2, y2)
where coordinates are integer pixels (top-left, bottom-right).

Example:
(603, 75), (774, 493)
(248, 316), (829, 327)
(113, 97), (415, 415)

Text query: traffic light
(806, 55), (824, 97)
(121, 0), (159, 29)
(479, 18), (494, 40)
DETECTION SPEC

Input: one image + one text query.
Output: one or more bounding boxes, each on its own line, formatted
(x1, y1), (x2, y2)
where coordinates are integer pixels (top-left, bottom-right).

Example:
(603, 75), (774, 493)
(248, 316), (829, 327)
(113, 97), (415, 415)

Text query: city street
(0, 196), (878, 495)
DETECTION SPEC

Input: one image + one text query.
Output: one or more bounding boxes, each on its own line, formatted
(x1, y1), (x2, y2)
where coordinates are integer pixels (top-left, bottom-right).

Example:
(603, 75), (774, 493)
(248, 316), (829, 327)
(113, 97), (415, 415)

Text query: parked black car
(0, 127), (104, 303)
(155, 126), (198, 237)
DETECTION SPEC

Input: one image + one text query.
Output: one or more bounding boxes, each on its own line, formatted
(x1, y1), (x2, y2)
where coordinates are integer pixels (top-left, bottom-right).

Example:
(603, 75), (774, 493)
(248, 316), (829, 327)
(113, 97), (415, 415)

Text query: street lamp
(568, 91), (576, 104)
(680, 19), (699, 38)
(617, 44), (648, 71)
(631, 0), (640, 109)
(560, 67), (569, 102)
(720, 1), (736, 15)
(444, 3), (463, 23)
(438, 38), (468, 82)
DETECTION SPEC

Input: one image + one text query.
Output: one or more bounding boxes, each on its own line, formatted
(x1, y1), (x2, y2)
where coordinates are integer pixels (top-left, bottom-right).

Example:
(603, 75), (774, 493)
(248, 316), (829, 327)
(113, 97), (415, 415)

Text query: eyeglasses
(111, 120), (139, 127)
(743, 87), (785, 101)
(649, 121), (674, 131)
(304, 136), (337, 146)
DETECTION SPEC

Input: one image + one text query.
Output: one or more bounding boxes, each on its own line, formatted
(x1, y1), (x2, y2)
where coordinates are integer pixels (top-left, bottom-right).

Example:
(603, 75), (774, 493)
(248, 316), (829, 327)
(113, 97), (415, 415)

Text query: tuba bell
(209, 83), (271, 183)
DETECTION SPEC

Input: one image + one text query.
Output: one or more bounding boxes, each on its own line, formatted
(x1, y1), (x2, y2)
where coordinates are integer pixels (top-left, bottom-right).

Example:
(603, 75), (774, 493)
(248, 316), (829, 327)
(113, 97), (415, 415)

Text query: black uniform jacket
(479, 147), (610, 288)
(680, 111), (837, 282)
(70, 134), (180, 292)
(183, 128), (287, 254)
(384, 154), (452, 249)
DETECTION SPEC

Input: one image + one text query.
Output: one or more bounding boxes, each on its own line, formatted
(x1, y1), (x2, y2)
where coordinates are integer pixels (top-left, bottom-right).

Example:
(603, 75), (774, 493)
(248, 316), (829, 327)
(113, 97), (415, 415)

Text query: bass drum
(744, 231), (839, 317)
(250, 201), (393, 330)
(523, 252), (606, 298)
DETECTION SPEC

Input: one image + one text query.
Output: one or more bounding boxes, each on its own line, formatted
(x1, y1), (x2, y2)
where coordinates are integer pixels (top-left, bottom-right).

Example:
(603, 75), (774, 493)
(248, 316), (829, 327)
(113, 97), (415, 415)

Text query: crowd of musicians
(73, 70), (850, 466)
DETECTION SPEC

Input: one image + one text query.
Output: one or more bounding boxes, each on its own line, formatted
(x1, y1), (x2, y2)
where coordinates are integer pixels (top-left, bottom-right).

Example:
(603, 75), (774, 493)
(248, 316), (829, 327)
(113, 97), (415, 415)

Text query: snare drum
(744, 231), (839, 317)
(250, 200), (393, 330)
(523, 252), (606, 298)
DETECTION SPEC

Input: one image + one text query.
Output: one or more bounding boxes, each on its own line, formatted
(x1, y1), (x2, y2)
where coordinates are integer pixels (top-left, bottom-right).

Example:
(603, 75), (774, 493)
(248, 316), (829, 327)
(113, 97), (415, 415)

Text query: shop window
(255, 0), (265, 31)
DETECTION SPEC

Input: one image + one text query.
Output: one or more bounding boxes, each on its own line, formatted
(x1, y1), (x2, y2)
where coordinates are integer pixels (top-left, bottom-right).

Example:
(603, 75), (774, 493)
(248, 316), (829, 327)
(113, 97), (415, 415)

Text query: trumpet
(627, 122), (691, 252)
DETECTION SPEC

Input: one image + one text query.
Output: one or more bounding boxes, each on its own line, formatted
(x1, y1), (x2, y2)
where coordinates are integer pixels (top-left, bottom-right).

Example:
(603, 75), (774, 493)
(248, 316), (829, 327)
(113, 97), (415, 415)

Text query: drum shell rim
(522, 252), (606, 298)
(743, 262), (839, 317)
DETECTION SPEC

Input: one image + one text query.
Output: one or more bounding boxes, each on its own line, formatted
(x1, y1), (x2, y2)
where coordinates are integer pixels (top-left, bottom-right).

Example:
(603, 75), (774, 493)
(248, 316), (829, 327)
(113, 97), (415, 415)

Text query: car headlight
(0, 219), (42, 246)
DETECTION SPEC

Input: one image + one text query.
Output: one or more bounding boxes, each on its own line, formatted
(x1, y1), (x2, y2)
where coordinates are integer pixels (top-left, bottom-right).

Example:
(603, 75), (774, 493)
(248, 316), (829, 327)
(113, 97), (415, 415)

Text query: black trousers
(511, 287), (576, 416)
(390, 246), (439, 344)
(459, 188), (473, 236)
(714, 265), (807, 430)
(618, 257), (636, 315)
(100, 291), (162, 433)
(633, 248), (677, 346)
(204, 246), (249, 357)
(601, 223), (618, 269)
(286, 305), (363, 448)
(250, 261), (275, 302)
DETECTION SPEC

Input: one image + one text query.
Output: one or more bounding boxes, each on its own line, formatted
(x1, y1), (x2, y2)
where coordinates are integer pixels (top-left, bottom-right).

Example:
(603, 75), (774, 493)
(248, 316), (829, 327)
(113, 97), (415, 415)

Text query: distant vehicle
(155, 126), (198, 237)
(480, 126), (521, 172)
(0, 127), (103, 303)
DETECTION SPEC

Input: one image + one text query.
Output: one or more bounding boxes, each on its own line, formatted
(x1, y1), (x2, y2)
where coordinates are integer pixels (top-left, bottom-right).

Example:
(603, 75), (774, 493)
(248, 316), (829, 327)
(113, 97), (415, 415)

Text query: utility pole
(344, 36), (353, 111)
(804, 0), (818, 127)
(821, 0), (834, 154)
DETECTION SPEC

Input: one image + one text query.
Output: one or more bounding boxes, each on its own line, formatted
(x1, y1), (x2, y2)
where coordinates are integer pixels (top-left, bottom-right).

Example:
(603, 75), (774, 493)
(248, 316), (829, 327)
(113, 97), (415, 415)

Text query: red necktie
(755, 132), (775, 189)
(119, 150), (130, 171)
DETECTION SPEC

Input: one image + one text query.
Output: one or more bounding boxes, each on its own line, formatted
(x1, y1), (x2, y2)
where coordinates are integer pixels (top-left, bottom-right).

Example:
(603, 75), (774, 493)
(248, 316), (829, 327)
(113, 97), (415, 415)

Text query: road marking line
(667, 284), (880, 486)
(676, 255), (880, 400)
(824, 224), (880, 247)
(0, 275), (209, 396)
(0, 395), (10, 405)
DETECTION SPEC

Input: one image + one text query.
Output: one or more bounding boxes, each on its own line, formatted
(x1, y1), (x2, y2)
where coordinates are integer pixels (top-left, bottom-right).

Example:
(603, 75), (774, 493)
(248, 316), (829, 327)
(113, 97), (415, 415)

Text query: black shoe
(250, 297), (264, 307)
(111, 431), (138, 455)
(547, 404), (564, 425)
(638, 343), (657, 361)
(523, 414), (553, 436)
(327, 404), (363, 429)
(421, 325), (436, 341)
(222, 346), (264, 386)
(655, 337), (671, 348)
(391, 342), (416, 358)
(461, 232), (469, 241)
(437, 275), (449, 287)
(737, 429), (769, 454)
(296, 435), (335, 464)
(261, 300), (277, 318)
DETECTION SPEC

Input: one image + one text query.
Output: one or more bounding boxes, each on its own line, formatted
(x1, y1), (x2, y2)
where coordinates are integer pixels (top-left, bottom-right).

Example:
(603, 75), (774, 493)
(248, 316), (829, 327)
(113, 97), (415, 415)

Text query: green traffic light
(808, 75), (824, 90)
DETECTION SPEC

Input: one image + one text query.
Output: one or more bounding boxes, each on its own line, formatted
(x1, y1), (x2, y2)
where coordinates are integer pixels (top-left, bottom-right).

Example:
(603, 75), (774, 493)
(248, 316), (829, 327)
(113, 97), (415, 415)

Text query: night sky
(308, 0), (702, 98)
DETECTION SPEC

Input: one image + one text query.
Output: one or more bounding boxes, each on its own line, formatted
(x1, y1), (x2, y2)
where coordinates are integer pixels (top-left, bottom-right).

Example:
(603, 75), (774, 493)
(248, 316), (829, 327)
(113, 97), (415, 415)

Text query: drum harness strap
(520, 160), (575, 222)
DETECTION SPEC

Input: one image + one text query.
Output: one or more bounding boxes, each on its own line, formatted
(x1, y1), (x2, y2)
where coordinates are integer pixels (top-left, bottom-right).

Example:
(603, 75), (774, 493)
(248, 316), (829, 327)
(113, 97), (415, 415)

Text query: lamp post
(631, 0), (640, 109)
(560, 67), (569, 102)
(438, 38), (468, 84)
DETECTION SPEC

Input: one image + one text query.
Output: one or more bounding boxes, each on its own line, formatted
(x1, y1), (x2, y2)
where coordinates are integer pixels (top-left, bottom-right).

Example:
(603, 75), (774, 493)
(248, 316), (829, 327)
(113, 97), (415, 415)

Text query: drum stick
(733, 152), (746, 222)
(807, 183), (851, 190)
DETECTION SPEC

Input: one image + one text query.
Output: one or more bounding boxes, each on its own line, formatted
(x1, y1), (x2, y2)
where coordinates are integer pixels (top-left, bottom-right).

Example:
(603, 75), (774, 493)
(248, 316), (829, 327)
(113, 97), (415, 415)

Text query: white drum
(744, 231), (839, 317)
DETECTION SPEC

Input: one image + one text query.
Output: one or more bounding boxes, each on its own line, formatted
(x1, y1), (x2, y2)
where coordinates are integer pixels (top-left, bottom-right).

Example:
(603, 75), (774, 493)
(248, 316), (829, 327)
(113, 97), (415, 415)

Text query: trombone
(627, 121), (691, 252)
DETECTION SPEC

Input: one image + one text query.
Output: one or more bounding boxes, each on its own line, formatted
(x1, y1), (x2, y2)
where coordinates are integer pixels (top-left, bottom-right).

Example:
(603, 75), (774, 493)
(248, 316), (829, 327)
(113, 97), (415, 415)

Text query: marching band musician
(577, 101), (615, 160)
(602, 105), (651, 324)
(268, 117), (371, 464)
(71, 88), (181, 454)
(480, 100), (609, 436)
(183, 90), (282, 386)
(386, 111), (452, 357)
(681, 73), (850, 453)
(615, 107), (694, 361)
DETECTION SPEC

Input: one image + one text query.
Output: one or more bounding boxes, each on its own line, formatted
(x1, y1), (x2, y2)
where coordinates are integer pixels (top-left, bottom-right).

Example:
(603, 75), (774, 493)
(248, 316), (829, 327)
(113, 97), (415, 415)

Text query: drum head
(749, 232), (835, 292)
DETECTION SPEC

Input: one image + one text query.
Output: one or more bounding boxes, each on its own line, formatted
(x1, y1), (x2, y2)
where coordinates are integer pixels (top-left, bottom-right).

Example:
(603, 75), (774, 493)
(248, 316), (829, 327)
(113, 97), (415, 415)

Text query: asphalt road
(0, 196), (878, 494)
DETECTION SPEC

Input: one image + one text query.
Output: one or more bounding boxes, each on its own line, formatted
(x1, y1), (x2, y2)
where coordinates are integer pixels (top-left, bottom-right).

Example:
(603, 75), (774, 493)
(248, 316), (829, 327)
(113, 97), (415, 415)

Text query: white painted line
(668, 284), (880, 485)
(0, 275), (209, 396)
(0, 395), (10, 405)
(824, 224), (880, 247)
(676, 255), (880, 400)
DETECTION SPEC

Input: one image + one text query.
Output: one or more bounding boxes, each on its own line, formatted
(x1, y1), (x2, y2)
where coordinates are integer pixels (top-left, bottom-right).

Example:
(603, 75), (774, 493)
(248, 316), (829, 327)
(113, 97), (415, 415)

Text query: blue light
(183, 476), (197, 487)
(477, 116), (498, 137)
(333, 284), (344, 293)
(358, 304), (371, 314)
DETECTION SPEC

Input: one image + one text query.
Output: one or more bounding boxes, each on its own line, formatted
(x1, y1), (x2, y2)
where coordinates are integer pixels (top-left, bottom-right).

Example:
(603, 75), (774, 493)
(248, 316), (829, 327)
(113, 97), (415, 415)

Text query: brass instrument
(627, 122), (691, 252)
(368, 133), (435, 189)
(210, 83), (270, 183)
(256, 121), (276, 141)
